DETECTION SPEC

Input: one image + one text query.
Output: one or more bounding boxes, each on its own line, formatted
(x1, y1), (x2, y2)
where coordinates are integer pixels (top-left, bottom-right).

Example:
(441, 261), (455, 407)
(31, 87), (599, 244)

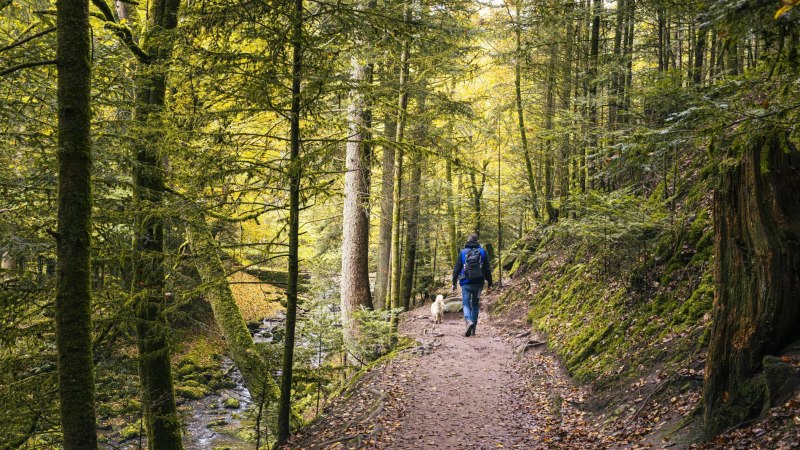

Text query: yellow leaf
(775, 4), (794, 19)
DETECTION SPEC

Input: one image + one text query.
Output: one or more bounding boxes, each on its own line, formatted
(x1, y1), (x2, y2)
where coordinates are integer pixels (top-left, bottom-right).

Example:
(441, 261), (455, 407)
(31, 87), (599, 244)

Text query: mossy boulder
(120, 420), (142, 441)
(175, 385), (209, 400)
(223, 397), (240, 409)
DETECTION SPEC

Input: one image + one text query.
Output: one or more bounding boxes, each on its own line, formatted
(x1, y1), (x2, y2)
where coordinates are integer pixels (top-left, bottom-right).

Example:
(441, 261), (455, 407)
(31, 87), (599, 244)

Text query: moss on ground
(509, 191), (714, 388)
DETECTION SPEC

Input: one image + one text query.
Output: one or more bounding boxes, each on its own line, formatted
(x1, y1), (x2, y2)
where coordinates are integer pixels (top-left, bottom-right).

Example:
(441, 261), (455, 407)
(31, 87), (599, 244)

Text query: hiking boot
(465, 321), (475, 337)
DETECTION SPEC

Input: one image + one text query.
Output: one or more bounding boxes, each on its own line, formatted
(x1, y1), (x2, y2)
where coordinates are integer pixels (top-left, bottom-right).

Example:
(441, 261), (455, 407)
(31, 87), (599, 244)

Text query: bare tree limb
(0, 27), (57, 53)
(0, 59), (57, 77)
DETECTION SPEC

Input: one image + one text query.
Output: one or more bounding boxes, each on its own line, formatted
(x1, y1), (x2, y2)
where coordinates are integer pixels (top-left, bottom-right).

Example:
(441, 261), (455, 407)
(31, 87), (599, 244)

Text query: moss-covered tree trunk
(54, 2), (98, 448)
(188, 224), (280, 402)
(132, 1), (182, 447)
(703, 128), (800, 439)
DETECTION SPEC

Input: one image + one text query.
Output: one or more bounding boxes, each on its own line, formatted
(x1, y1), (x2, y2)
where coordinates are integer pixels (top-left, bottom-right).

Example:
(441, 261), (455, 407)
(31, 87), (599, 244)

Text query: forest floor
(285, 292), (625, 449)
(283, 289), (800, 449)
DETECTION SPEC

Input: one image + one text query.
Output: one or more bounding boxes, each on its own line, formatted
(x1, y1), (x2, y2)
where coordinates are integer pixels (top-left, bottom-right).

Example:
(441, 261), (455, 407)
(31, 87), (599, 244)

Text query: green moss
(175, 385), (209, 400)
(120, 420), (142, 441)
(207, 419), (228, 427)
(223, 397), (240, 409)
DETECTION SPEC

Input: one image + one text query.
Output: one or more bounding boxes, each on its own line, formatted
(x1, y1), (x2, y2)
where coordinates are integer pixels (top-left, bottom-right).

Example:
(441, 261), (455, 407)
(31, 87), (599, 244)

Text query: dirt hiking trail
(286, 299), (619, 449)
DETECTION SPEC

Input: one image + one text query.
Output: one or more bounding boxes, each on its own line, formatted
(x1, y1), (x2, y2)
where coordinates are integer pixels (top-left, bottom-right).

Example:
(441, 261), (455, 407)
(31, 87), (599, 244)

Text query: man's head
(466, 233), (479, 245)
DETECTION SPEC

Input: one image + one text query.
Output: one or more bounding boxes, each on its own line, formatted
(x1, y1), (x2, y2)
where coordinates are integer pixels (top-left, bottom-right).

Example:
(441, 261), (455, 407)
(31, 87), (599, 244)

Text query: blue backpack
(461, 247), (485, 281)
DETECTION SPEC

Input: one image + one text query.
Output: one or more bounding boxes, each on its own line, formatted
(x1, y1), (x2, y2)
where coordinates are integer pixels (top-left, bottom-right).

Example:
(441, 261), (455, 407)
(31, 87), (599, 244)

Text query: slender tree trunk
(608, 0), (623, 132)
(132, 1), (182, 447)
(373, 62), (397, 311)
(388, 3), (411, 318)
(189, 224), (280, 402)
(277, 0), (303, 441)
(623, 0), (635, 120)
(513, 2), (539, 219)
(340, 33), (375, 359)
(559, 5), (574, 218)
(693, 16), (707, 85)
(469, 162), (488, 236)
(446, 146), (459, 267)
(703, 128), (800, 438)
(399, 91), (426, 310)
(55, 2), (97, 448)
(544, 41), (558, 223)
(586, 0), (601, 192)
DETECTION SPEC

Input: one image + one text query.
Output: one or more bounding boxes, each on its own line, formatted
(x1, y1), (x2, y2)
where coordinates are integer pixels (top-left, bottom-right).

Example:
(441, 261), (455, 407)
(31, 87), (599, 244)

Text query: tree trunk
(703, 128), (800, 438)
(513, 2), (539, 219)
(544, 40), (558, 224)
(693, 17), (707, 85)
(469, 162), (488, 236)
(132, 1), (183, 447)
(559, 4), (574, 218)
(278, 0), (304, 441)
(55, 2), (98, 448)
(373, 60), (397, 311)
(586, 0), (601, 192)
(400, 92), (426, 310)
(188, 224), (280, 403)
(446, 145), (458, 265)
(388, 4), (411, 318)
(340, 40), (375, 360)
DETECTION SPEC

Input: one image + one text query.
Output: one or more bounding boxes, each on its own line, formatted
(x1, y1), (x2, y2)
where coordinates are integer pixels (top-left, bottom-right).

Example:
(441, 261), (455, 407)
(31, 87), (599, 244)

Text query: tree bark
(340, 36), (375, 360)
(55, 1), (98, 448)
(703, 128), (800, 438)
(132, 1), (183, 447)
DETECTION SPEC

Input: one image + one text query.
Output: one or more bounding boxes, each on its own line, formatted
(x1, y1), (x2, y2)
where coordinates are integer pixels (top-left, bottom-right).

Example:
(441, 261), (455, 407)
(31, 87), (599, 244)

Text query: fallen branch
(626, 378), (672, 425)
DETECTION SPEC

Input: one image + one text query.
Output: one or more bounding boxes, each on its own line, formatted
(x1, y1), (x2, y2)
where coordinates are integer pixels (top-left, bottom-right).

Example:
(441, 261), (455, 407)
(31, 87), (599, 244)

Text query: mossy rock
(207, 418), (228, 428)
(120, 420), (142, 441)
(223, 397), (240, 409)
(176, 363), (197, 377)
(210, 378), (238, 390)
(175, 385), (209, 400)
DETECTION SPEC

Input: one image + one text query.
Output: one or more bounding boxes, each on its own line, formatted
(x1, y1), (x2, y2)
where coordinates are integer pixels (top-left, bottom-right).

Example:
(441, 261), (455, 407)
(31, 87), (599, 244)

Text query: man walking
(452, 233), (493, 337)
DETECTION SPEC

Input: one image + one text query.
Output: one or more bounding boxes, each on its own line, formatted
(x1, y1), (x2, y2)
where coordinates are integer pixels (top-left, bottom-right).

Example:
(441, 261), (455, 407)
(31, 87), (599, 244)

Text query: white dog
(431, 294), (445, 324)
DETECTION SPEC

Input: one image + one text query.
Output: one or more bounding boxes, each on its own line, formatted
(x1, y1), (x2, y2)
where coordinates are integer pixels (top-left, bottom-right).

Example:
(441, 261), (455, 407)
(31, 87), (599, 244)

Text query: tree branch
(0, 26), (57, 53)
(0, 59), (57, 77)
(89, 0), (152, 63)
